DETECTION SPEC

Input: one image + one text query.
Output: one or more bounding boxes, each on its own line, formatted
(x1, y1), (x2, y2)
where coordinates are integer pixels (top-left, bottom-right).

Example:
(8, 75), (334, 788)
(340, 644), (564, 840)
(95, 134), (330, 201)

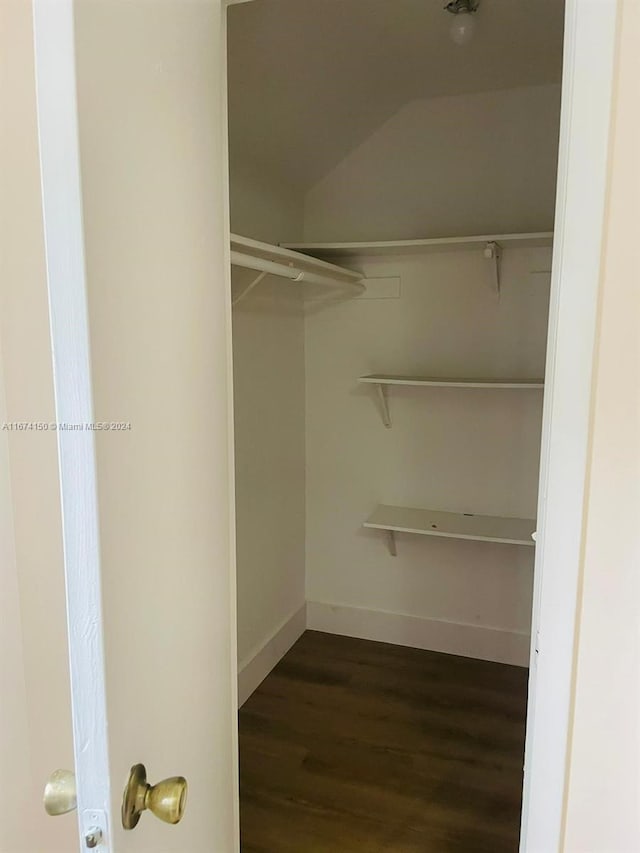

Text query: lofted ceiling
(227, 0), (565, 192)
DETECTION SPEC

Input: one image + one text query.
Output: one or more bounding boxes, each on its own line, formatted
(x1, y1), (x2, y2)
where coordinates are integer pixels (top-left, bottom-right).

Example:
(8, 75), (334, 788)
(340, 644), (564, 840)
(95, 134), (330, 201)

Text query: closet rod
(230, 251), (365, 294)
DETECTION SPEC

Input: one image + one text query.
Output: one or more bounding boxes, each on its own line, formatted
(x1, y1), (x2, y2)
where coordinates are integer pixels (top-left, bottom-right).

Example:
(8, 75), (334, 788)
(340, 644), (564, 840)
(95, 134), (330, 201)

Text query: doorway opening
(226, 1), (564, 849)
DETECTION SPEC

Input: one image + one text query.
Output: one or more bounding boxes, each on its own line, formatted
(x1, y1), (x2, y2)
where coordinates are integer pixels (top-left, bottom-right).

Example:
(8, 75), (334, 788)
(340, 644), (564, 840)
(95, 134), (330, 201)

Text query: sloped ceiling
(227, 0), (564, 192)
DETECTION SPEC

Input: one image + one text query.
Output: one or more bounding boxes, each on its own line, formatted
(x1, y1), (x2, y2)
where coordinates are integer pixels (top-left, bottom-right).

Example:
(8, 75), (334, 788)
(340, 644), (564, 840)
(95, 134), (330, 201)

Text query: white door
(34, 1), (239, 850)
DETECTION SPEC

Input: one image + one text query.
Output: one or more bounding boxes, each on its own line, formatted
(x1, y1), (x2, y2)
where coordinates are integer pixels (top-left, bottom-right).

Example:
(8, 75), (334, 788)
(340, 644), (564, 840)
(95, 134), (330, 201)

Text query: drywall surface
(226, 0), (563, 193)
(0, 345), (74, 853)
(232, 284), (306, 670)
(304, 85), (561, 242)
(0, 399), (30, 852)
(305, 247), (551, 664)
(230, 138), (307, 675)
(230, 159), (303, 246)
(564, 1), (640, 847)
(0, 3), (75, 849)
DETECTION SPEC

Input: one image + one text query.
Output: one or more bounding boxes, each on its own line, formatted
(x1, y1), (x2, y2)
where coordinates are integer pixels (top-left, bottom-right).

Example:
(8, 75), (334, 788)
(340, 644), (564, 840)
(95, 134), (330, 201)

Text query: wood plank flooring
(239, 631), (528, 853)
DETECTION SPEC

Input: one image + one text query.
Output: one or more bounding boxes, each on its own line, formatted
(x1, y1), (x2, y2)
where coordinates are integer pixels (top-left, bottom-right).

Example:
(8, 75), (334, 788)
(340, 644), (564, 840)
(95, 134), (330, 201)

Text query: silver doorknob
(43, 769), (76, 816)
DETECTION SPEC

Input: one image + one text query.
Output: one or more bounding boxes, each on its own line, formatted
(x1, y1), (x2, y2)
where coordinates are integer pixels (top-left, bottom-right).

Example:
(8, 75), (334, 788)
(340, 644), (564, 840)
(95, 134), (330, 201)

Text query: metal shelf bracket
(375, 383), (391, 428)
(483, 241), (502, 298)
(386, 530), (397, 557)
(232, 271), (268, 307)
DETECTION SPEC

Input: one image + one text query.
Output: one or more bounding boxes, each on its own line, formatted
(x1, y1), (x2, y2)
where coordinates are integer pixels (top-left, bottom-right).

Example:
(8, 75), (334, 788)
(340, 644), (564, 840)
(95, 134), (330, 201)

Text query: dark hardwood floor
(239, 631), (528, 853)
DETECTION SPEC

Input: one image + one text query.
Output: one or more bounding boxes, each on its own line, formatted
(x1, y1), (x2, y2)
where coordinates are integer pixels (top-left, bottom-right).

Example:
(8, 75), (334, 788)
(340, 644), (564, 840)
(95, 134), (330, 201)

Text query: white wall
(0, 3), (75, 850)
(563, 1), (640, 846)
(0, 394), (30, 851)
(304, 85), (561, 242)
(0, 350), (75, 853)
(229, 139), (307, 694)
(230, 160), (303, 246)
(305, 247), (551, 665)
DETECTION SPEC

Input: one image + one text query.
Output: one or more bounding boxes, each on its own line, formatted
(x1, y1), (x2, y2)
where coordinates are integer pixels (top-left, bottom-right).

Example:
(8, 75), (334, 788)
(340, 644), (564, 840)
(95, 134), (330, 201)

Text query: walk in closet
(227, 1), (564, 848)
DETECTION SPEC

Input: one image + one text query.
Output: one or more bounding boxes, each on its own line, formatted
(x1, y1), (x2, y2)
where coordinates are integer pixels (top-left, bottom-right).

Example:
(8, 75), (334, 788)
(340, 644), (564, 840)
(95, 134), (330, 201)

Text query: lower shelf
(364, 505), (536, 555)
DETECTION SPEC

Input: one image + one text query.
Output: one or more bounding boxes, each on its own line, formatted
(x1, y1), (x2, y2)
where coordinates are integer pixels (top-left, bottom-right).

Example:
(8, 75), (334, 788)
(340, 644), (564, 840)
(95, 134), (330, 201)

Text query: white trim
(307, 601), (530, 668)
(221, 6), (242, 848)
(519, 1), (619, 850)
(238, 604), (307, 706)
(32, 0), (111, 849)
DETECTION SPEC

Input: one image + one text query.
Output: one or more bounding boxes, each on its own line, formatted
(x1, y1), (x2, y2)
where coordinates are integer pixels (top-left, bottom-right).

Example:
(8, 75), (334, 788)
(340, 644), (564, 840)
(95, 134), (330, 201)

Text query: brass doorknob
(122, 764), (187, 830)
(43, 769), (77, 816)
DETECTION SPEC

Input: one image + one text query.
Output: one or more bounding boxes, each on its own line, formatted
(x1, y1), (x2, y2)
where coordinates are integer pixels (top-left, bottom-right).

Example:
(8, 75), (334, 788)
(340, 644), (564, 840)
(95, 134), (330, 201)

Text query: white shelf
(230, 233), (364, 305)
(364, 505), (536, 555)
(360, 374), (544, 427)
(282, 231), (554, 260)
(359, 374), (545, 389)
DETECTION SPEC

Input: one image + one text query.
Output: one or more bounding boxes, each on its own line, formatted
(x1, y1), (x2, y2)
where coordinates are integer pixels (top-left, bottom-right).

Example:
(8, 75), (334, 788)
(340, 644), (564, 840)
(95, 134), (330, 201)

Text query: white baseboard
(237, 603), (307, 707)
(306, 600), (530, 667)
(237, 600), (529, 706)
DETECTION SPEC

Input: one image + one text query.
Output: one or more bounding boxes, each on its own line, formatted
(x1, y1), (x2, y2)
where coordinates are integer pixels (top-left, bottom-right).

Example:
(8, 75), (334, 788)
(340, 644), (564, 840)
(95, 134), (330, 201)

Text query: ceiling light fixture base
(445, 0), (480, 45)
(445, 0), (479, 14)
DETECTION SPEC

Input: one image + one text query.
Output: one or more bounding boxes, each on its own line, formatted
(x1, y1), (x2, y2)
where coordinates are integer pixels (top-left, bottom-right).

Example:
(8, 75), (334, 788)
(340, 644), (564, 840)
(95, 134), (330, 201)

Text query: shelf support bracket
(385, 530), (397, 557)
(483, 241), (502, 298)
(375, 384), (391, 428)
(232, 271), (268, 308)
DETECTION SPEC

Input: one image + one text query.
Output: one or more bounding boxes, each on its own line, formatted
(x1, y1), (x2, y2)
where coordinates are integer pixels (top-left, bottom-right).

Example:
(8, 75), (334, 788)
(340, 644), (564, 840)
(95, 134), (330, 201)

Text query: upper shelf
(281, 231), (554, 260)
(230, 234), (364, 305)
(359, 374), (545, 390)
